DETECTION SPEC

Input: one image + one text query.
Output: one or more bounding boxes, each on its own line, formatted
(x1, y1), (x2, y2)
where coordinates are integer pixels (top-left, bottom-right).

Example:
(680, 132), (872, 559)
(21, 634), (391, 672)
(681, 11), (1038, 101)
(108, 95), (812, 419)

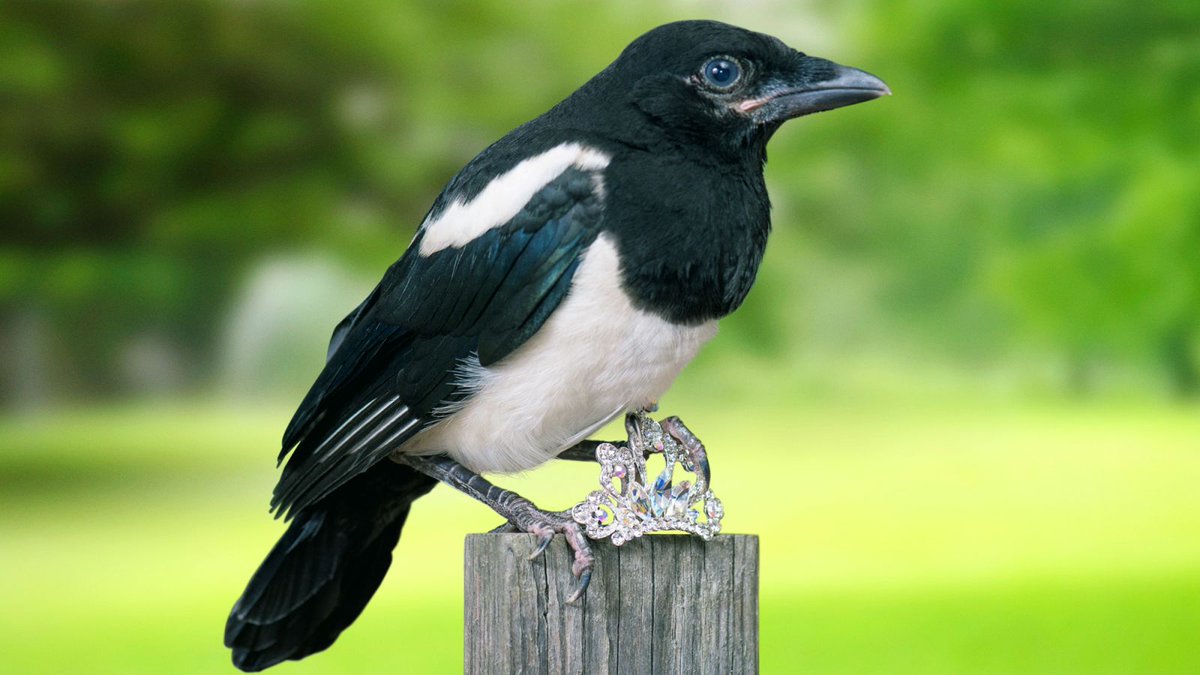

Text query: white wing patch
(418, 142), (610, 256)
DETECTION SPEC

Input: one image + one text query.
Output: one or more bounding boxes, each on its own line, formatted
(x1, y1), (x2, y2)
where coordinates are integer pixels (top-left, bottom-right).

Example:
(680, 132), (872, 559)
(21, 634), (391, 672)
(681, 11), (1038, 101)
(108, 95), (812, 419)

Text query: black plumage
(226, 462), (435, 671)
(227, 19), (887, 671)
(269, 162), (604, 519)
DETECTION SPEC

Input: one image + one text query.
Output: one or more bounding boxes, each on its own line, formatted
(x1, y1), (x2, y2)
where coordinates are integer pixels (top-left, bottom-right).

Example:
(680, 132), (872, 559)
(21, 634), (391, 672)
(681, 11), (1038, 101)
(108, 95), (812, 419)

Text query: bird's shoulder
(423, 124), (615, 219)
(364, 129), (613, 331)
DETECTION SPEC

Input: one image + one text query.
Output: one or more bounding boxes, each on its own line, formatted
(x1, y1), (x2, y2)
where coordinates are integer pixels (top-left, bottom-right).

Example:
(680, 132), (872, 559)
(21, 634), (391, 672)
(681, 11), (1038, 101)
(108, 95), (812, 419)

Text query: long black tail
(225, 460), (436, 672)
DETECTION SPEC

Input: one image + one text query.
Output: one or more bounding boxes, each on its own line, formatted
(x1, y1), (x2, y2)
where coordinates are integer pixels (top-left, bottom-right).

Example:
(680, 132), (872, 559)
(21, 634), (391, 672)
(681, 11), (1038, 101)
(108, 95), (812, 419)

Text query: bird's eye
(701, 58), (742, 89)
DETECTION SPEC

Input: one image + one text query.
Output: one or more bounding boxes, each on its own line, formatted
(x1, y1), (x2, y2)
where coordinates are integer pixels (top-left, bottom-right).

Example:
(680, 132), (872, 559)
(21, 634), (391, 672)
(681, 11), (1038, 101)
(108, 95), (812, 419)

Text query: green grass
(1, 397), (1198, 674)
(764, 574), (1200, 675)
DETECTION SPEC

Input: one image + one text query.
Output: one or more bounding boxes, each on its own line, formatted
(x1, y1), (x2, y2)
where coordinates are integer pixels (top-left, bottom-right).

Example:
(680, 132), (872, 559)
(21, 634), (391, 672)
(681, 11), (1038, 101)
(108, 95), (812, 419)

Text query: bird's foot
(487, 508), (592, 601)
(659, 415), (711, 486)
(398, 455), (594, 602)
(520, 510), (594, 601)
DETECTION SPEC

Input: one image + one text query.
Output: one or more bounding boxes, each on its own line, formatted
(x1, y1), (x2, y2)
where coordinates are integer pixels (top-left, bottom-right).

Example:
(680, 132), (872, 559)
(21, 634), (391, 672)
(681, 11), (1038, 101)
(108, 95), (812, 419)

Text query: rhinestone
(653, 467), (671, 493)
(568, 411), (723, 545)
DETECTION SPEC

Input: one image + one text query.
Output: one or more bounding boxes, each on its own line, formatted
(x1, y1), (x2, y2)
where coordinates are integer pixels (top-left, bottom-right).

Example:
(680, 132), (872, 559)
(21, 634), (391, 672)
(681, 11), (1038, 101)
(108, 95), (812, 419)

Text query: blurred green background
(2, 0), (1198, 673)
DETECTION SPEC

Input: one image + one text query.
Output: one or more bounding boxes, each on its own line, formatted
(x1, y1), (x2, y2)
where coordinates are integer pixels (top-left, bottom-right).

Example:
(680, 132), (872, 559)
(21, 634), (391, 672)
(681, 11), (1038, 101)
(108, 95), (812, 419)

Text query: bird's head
(573, 20), (890, 161)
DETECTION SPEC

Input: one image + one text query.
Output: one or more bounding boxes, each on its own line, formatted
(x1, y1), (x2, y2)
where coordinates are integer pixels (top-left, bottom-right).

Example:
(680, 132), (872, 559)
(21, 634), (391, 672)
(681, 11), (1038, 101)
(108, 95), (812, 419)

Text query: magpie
(225, 19), (888, 671)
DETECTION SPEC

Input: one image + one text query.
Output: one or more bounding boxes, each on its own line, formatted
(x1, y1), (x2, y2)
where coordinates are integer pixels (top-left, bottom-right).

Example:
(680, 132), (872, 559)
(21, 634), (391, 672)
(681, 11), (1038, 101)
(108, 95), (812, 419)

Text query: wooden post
(464, 533), (758, 674)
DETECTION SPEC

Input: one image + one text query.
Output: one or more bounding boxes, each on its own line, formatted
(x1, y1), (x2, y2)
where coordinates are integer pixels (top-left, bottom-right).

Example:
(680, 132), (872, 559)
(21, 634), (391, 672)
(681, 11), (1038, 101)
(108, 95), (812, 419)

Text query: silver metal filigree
(571, 412), (723, 545)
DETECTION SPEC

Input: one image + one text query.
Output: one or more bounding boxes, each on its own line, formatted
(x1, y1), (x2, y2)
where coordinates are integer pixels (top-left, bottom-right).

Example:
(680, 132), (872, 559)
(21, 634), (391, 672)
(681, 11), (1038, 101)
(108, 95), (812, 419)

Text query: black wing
(269, 164), (605, 519)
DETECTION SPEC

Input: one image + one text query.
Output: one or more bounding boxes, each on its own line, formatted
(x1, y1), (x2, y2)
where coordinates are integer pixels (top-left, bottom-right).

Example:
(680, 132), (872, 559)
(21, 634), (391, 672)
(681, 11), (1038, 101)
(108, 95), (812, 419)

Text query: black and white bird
(225, 19), (888, 671)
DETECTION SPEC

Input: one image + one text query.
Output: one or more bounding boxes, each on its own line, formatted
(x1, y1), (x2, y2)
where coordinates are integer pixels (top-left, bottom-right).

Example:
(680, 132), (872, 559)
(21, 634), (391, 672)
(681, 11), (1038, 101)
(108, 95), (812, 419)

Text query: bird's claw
(529, 529), (554, 560)
(523, 413), (707, 603)
(401, 445), (611, 606)
(567, 568), (592, 603)
(506, 508), (594, 602)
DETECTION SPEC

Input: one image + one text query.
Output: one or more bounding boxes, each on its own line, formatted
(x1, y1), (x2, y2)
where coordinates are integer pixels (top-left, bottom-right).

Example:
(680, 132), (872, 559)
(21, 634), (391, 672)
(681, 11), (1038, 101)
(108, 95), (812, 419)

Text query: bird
(224, 19), (888, 671)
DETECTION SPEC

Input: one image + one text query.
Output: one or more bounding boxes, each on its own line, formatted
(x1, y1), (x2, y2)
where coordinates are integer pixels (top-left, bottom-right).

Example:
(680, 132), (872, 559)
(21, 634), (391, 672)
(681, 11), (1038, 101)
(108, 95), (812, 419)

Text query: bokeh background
(2, 0), (1198, 673)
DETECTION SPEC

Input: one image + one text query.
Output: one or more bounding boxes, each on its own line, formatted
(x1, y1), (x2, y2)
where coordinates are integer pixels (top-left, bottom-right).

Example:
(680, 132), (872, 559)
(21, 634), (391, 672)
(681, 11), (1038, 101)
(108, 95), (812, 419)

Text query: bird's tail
(225, 460), (436, 672)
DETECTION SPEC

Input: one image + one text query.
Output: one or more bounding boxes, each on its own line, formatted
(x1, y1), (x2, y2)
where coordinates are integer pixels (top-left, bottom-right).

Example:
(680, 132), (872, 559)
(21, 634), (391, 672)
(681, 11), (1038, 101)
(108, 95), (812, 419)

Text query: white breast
(403, 234), (717, 473)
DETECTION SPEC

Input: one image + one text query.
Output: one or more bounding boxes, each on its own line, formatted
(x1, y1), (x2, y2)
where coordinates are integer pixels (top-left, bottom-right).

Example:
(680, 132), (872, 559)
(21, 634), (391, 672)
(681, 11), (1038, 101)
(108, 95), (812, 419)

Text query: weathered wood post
(465, 533), (758, 674)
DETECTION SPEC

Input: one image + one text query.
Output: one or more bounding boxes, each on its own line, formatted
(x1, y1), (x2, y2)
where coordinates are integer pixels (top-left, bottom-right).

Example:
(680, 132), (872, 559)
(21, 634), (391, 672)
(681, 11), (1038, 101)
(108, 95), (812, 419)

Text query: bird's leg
(487, 509), (572, 533)
(398, 454), (594, 602)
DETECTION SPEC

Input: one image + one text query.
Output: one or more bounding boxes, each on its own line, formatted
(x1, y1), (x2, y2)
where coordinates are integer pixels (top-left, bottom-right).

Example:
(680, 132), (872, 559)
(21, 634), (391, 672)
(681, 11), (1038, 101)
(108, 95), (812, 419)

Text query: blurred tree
(3, 0), (1196, 403)
(967, 2), (1200, 397)
(0, 0), (658, 401)
(997, 158), (1200, 396)
(1, 0), (395, 397)
(759, 0), (1200, 396)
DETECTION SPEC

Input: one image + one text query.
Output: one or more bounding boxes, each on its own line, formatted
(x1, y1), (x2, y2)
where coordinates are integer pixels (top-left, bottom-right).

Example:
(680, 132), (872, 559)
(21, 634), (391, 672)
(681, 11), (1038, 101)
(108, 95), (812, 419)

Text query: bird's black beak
(739, 58), (890, 124)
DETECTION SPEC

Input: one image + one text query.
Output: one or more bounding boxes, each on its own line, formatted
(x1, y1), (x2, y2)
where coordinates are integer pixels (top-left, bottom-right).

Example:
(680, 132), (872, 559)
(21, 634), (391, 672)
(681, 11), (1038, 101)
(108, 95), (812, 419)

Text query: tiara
(571, 412), (723, 545)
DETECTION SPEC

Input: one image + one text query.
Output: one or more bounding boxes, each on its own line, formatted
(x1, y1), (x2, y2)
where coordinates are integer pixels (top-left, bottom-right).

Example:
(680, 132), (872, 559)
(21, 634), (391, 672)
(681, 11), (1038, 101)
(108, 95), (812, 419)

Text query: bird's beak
(738, 59), (891, 124)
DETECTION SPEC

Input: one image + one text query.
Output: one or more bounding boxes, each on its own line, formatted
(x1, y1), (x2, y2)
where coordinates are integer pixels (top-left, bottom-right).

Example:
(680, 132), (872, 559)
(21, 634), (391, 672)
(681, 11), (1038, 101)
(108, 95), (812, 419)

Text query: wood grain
(464, 533), (759, 674)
